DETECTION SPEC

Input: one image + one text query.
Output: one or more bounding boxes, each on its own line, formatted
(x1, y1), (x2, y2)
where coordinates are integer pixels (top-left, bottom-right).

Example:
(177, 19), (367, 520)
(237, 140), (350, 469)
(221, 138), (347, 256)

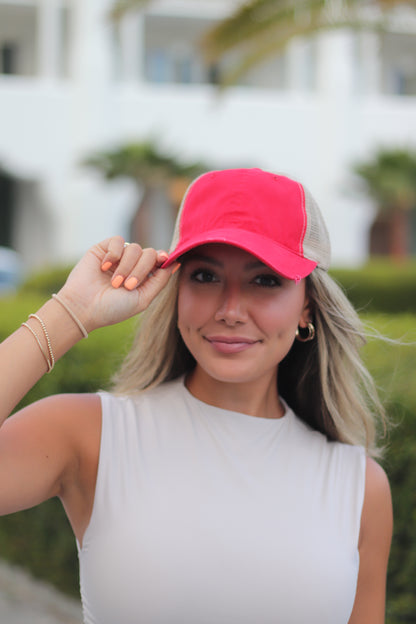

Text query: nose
(214, 285), (248, 325)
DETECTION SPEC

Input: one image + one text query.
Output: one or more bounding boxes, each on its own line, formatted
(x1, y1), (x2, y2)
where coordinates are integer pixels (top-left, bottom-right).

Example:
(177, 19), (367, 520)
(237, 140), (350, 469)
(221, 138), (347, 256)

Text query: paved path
(0, 560), (82, 623)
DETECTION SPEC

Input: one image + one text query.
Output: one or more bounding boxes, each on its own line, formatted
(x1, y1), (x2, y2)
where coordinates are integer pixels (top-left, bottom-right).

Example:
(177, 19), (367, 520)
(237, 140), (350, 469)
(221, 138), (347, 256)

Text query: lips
(204, 335), (259, 354)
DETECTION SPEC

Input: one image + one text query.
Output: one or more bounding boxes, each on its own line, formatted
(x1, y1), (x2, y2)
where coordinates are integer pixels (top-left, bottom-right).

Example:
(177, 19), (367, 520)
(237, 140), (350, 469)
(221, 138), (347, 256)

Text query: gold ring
(123, 242), (130, 248)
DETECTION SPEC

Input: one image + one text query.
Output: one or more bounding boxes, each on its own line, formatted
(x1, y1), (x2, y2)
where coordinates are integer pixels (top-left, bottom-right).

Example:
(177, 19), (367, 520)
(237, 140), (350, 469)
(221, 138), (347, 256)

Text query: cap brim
(161, 228), (317, 280)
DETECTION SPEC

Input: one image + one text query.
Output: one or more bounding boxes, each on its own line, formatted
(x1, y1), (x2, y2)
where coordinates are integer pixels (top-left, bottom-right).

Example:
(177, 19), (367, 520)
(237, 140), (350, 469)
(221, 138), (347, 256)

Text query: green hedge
(19, 265), (73, 298)
(330, 260), (416, 314)
(361, 313), (416, 623)
(0, 295), (415, 621)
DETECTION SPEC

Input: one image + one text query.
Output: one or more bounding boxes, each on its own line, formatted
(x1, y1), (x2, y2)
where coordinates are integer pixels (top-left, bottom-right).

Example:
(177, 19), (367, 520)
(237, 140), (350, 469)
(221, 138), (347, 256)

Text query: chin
(197, 362), (274, 387)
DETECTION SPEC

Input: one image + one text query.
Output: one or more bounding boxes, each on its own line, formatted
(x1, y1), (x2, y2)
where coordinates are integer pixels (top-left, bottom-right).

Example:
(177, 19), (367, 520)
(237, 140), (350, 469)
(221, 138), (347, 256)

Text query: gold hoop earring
(295, 322), (315, 343)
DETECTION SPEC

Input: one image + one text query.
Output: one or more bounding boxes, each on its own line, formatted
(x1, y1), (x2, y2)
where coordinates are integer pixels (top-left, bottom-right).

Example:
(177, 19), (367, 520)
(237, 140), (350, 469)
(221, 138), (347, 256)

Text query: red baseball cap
(163, 168), (330, 280)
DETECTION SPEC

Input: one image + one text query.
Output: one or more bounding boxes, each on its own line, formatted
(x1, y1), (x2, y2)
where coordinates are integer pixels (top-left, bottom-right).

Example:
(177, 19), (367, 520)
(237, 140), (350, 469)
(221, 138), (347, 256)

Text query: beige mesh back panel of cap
(302, 186), (331, 271)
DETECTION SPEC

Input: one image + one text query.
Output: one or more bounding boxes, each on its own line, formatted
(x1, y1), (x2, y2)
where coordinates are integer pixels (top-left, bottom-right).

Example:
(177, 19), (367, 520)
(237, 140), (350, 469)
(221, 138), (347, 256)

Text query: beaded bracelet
(21, 295), (88, 374)
(21, 321), (54, 372)
(29, 314), (55, 370)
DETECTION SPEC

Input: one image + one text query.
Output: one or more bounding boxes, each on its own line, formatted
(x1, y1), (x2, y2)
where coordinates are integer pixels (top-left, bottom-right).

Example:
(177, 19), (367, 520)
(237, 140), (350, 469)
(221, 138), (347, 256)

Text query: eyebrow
(184, 252), (269, 271)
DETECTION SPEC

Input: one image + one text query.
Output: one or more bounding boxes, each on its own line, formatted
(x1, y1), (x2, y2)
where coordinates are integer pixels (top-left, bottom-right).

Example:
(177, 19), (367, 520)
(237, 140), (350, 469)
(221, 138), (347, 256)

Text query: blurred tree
(110, 0), (416, 86)
(84, 140), (209, 245)
(84, 140), (206, 186)
(353, 148), (416, 260)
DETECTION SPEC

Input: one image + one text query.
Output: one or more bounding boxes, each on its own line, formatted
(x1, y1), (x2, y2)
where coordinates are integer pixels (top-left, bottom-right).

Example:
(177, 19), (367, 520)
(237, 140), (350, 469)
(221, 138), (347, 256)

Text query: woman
(0, 168), (392, 623)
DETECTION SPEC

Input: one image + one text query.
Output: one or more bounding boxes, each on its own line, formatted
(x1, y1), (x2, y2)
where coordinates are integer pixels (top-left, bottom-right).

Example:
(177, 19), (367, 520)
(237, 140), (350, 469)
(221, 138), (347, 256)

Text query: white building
(1, 0), (416, 272)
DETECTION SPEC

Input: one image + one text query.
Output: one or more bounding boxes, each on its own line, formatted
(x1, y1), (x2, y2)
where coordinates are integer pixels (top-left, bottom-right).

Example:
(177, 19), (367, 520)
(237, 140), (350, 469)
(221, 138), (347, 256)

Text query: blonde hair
(278, 269), (386, 456)
(112, 266), (386, 456)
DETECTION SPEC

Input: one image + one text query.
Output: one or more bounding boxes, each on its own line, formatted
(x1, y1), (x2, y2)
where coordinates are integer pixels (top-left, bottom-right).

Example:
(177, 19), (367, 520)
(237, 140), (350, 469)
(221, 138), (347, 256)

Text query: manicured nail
(112, 275), (124, 288)
(156, 252), (169, 267)
(101, 261), (112, 271)
(171, 263), (181, 275)
(125, 277), (138, 291)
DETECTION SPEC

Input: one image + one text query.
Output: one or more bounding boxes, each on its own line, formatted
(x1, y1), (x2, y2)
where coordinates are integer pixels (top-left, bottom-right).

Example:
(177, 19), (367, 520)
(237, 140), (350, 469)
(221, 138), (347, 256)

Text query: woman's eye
(190, 269), (218, 283)
(253, 274), (281, 288)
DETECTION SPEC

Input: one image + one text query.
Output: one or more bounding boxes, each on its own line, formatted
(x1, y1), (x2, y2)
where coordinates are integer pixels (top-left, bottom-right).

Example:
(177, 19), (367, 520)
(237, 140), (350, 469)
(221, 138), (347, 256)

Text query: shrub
(19, 265), (73, 298)
(330, 260), (416, 314)
(384, 402), (416, 624)
(361, 313), (416, 623)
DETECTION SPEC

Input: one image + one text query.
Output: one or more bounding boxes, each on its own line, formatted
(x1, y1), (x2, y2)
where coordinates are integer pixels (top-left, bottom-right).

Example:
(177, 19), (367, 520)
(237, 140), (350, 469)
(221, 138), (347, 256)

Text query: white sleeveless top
(77, 377), (366, 624)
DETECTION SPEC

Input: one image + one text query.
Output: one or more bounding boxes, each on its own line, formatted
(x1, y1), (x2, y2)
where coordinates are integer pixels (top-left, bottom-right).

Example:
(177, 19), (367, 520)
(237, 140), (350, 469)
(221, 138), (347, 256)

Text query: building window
(380, 32), (416, 96)
(0, 43), (17, 75)
(173, 54), (193, 84)
(391, 68), (416, 96)
(145, 46), (201, 84)
(0, 5), (37, 76)
(143, 15), (219, 86)
(146, 49), (170, 83)
(142, 13), (288, 89)
(0, 3), (72, 79)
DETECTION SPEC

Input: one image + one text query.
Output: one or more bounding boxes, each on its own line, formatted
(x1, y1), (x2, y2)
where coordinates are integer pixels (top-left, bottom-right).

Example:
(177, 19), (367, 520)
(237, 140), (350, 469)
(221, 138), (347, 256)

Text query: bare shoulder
(6, 392), (101, 445)
(2, 392), (102, 477)
(361, 457), (393, 537)
(9, 392), (102, 478)
(9, 391), (101, 423)
(25, 391), (100, 411)
(0, 393), (102, 519)
(365, 456), (391, 490)
(359, 457), (393, 552)
(348, 458), (393, 623)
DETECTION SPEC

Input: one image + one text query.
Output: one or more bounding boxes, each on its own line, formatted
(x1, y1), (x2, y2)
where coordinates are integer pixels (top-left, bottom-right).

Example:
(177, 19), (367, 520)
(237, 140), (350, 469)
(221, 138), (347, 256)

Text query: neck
(185, 368), (284, 419)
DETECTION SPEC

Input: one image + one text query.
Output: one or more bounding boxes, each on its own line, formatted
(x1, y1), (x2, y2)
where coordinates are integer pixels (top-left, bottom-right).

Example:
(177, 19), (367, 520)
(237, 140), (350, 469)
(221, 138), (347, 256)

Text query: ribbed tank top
(77, 377), (366, 624)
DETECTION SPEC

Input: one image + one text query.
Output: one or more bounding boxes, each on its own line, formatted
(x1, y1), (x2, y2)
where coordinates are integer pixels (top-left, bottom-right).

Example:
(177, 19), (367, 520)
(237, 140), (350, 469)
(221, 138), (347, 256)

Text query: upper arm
(0, 393), (101, 517)
(348, 457), (393, 624)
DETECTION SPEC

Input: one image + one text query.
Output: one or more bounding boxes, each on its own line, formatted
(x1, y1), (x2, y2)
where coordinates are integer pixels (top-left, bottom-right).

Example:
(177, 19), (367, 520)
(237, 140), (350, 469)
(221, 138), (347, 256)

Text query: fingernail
(171, 263), (181, 275)
(156, 252), (169, 267)
(125, 277), (138, 291)
(112, 275), (124, 289)
(102, 261), (112, 271)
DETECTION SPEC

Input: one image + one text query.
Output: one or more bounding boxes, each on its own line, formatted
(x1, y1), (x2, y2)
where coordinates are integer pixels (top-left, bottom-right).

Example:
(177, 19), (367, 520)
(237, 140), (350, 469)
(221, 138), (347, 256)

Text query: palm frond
(202, 0), (414, 86)
(354, 149), (416, 211)
(83, 141), (208, 187)
(202, 0), (327, 61)
(109, 0), (150, 21)
(109, 0), (416, 85)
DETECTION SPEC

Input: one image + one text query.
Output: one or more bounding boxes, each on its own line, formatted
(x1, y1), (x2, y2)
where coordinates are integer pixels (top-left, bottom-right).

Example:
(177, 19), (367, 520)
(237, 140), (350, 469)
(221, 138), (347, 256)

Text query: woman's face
(177, 244), (311, 388)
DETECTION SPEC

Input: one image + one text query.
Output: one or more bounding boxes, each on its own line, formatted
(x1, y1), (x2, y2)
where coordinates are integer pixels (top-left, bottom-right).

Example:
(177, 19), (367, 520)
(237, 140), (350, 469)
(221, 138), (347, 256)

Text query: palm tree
(110, 0), (416, 86)
(353, 148), (416, 260)
(84, 140), (209, 246)
(84, 140), (206, 187)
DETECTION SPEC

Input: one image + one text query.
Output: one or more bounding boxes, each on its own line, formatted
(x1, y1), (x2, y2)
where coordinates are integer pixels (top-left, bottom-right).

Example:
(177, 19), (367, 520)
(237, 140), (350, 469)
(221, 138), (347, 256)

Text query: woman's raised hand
(0, 236), (177, 425)
(57, 236), (177, 333)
